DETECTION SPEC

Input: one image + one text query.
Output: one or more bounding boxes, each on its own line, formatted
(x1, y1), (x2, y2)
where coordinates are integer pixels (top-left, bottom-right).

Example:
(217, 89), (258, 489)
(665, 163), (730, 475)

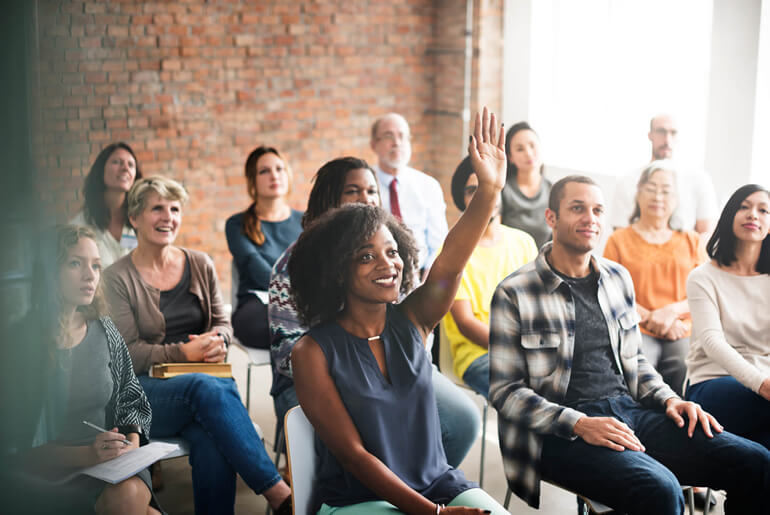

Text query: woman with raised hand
(72, 142), (141, 268)
(226, 146), (303, 349)
(103, 176), (291, 515)
(500, 122), (551, 248)
(269, 157), (480, 469)
(20, 225), (160, 514)
(288, 109), (509, 514)
(685, 184), (770, 449)
(603, 160), (705, 394)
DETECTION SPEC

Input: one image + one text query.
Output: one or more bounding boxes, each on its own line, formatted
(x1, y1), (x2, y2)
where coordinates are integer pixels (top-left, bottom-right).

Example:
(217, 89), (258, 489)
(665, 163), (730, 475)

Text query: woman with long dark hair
(287, 110), (509, 514)
(226, 146), (302, 348)
(72, 143), (141, 268)
(685, 184), (770, 449)
(500, 122), (551, 248)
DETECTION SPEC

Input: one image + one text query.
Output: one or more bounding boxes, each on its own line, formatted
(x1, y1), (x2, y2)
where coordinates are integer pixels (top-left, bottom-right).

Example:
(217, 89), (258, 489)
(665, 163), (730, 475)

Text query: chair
(438, 321), (488, 487)
(502, 482), (702, 515)
(230, 260), (272, 413)
(284, 406), (319, 515)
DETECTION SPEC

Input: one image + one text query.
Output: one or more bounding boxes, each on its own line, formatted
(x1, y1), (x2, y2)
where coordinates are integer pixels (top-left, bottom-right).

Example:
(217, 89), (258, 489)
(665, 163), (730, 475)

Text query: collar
(375, 165), (404, 187)
(534, 242), (606, 293)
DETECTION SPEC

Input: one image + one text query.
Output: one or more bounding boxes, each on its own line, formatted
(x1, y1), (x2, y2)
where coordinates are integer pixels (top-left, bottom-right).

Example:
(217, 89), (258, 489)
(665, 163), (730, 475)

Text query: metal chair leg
(246, 362), (253, 413)
(703, 488), (713, 515)
(479, 400), (487, 488)
(685, 486), (695, 515)
(274, 425), (285, 469)
(503, 487), (512, 509)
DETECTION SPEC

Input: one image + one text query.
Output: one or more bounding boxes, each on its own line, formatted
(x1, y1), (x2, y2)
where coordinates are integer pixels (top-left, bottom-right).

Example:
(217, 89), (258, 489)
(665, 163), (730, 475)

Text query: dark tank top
(308, 304), (475, 509)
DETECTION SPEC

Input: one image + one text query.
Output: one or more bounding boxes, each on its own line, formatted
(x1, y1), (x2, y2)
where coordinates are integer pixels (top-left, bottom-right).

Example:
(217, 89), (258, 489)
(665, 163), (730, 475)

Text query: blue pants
(687, 376), (770, 450)
(273, 364), (480, 468)
(139, 374), (281, 515)
(461, 353), (489, 399)
(540, 394), (770, 515)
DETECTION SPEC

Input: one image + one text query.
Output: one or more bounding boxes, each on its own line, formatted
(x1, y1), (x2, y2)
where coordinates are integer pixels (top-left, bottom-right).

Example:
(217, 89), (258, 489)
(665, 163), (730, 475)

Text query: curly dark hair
(707, 184), (770, 274)
(303, 157), (376, 228)
(288, 204), (419, 326)
(83, 142), (142, 230)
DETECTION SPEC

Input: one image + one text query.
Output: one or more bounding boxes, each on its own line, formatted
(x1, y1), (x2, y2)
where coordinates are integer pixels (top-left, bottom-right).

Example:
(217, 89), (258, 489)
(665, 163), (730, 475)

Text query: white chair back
(284, 406), (319, 515)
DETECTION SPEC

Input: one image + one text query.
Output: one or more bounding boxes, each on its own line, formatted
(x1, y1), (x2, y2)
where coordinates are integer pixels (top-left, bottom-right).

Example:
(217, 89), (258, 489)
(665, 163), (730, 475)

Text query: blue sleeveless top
(308, 304), (475, 509)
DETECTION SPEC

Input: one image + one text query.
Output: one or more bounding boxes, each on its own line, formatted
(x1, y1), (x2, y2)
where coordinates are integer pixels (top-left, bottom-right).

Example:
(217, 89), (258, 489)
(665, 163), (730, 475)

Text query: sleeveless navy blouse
(308, 304), (475, 509)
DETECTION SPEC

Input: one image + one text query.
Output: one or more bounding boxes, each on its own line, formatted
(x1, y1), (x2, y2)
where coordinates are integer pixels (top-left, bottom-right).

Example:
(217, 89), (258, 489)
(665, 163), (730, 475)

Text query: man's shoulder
(497, 259), (541, 292)
(403, 166), (441, 187)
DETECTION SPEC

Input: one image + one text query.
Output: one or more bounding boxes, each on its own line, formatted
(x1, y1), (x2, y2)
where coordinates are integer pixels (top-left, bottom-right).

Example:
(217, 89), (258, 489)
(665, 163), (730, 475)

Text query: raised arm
(402, 108), (506, 337)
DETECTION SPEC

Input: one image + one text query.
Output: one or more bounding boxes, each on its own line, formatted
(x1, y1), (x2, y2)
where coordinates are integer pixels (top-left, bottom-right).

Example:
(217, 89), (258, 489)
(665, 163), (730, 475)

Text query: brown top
(104, 247), (232, 374)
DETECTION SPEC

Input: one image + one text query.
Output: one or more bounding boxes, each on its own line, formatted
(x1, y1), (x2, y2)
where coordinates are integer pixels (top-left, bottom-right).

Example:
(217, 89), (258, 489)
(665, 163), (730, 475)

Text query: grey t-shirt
(500, 174), (552, 248)
(556, 269), (629, 407)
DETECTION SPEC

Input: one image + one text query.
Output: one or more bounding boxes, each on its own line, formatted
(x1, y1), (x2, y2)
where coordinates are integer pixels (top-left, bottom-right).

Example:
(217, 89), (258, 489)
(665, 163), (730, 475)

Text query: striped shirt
(489, 242), (677, 508)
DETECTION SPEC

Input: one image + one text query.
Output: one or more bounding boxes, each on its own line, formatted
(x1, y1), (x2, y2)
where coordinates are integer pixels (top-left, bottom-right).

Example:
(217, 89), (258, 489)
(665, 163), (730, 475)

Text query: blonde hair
(127, 175), (189, 220)
(56, 224), (108, 347)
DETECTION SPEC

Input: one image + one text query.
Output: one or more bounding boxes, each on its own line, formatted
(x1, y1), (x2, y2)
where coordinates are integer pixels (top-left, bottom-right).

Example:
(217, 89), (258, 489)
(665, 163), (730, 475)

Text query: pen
(82, 420), (133, 446)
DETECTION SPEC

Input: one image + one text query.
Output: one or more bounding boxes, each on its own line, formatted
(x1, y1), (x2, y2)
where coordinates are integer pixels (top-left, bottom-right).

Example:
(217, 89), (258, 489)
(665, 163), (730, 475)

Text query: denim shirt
(488, 243), (678, 508)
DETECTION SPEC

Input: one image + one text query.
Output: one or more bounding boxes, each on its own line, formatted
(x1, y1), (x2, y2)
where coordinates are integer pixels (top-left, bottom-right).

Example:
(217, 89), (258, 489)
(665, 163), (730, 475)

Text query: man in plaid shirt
(489, 175), (770, 513)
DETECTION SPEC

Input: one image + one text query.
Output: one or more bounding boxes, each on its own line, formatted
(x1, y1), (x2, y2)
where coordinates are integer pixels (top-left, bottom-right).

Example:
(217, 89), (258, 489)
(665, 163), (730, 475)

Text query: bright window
(526, 0), (714, 176)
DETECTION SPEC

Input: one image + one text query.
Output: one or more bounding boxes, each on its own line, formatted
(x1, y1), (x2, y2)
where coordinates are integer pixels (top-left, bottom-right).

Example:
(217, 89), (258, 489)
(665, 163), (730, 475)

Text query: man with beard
(610, 114), (718, 237)
(370, 113), (448, 273)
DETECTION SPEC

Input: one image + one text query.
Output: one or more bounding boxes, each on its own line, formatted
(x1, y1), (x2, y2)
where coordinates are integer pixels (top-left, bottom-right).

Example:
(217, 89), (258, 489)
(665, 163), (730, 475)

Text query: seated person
(103, 176), (291, 514)
(16, 225), (160, 514)
(288, 109), (509, 514)
(442, 156), (537, 397)
(226, 146), (302, 349)
(604, 161), (705, 394)
(500, 122), (552, 248)
(71, 142), (141, 268)
(686, 184), (770, 450)
(489, 175), (770, 513)
(269, 157), (480, 468)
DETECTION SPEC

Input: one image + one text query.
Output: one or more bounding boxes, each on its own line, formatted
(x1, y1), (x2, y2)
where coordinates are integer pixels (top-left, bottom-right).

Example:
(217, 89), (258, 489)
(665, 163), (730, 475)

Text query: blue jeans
(687, 376), (770, 450)
(461, 354), (489, 399)
(271, 365), (480, 468)
(139, 374), (281, 515)
(540, 394), (770, 515)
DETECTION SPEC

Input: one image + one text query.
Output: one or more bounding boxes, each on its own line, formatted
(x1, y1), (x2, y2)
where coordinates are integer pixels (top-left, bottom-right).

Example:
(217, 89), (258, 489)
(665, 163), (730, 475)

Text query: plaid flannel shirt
(489, 243), (677, 508)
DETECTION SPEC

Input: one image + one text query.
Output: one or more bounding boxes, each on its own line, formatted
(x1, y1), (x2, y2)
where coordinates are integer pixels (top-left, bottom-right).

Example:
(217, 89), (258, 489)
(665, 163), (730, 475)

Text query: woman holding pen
(18, 225), (160, 514)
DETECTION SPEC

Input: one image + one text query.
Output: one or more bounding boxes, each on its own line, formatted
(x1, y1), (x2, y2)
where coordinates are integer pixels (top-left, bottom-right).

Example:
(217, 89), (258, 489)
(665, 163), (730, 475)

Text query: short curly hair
(288, 204), (419, 326)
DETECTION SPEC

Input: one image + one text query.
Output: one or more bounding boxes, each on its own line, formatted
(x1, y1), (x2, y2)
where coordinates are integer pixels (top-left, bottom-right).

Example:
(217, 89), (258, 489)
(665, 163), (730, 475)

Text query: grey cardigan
(104, 248), (233, 375)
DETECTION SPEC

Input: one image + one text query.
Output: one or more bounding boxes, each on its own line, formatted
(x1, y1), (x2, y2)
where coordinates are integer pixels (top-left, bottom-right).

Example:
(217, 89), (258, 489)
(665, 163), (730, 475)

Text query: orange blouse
(603, 226), (706, 337)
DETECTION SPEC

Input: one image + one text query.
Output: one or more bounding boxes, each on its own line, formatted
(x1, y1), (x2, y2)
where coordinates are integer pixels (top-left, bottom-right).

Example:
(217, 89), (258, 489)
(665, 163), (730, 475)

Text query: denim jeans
(540, 394), (770, 515)
(139, 374), (281, 515)
(271, 364), (480, 468)
(461, 353), (489, 399)
(687, 376), (770, 450)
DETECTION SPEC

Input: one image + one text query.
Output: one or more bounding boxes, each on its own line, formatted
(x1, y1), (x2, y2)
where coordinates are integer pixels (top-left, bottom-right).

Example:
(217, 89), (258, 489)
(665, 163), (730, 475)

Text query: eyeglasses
(376, 131), (411, 143)
(641, 186), (673, 197)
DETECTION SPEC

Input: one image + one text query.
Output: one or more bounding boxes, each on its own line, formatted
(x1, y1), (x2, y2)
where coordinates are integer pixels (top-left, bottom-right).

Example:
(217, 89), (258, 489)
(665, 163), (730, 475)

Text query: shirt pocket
(617, 311), (641, 358)
(520, 332), (561, 378)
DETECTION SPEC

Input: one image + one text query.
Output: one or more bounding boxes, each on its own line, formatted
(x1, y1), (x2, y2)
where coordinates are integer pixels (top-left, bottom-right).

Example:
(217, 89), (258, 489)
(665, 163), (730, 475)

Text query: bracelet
(435, 503), (445, 514)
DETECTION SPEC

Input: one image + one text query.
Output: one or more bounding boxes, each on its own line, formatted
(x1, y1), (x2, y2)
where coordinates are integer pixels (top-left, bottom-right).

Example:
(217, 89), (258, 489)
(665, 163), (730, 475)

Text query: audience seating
(438, 321), (488, 488)
(284, 405), (319, 515)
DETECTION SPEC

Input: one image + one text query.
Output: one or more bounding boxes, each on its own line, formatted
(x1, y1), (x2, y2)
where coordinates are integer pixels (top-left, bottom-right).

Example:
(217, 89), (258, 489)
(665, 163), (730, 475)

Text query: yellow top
(443, 225), (538, 379)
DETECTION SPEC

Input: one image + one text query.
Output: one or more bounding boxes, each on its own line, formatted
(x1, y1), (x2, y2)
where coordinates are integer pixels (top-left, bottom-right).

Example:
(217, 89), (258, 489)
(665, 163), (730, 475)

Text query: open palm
(468, 106), (507, 192)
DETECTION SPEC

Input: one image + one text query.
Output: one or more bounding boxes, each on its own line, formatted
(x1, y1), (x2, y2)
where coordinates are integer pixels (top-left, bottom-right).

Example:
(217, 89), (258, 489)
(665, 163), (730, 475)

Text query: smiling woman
(103, 175), (292, 514)
(71, 142), (142, 268)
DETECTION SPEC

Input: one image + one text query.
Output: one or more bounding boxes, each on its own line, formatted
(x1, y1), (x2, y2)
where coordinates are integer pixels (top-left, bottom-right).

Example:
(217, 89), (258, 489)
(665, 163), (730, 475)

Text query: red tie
(389, 178), (403, 221)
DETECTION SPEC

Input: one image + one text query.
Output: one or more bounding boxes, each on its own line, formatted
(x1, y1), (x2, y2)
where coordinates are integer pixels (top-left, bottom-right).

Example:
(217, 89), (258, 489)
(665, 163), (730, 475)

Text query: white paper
(79, 441), (179, 484)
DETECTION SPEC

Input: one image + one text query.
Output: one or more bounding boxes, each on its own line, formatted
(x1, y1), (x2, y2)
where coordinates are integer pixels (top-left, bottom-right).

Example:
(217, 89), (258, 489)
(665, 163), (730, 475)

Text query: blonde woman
(104, 176), (292, 514)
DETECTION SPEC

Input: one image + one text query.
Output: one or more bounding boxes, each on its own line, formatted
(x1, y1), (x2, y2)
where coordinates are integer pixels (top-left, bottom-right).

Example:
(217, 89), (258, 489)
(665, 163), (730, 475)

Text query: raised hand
(468, 106), (506, 193)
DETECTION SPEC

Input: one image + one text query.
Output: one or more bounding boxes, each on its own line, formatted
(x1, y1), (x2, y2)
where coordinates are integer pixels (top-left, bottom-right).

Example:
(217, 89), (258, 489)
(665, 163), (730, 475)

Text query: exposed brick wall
(34, 0), (503, 300)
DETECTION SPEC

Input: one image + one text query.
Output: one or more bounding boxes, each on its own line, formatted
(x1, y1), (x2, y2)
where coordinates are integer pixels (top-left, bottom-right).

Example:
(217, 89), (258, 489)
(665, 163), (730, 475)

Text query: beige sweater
(686, 261), (770, 393)
(104, 248), (232, 374)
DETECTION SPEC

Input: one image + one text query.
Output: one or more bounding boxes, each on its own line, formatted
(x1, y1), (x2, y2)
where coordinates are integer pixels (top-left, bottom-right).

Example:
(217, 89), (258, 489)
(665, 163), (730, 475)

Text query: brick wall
(34, 0), (503, 300)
